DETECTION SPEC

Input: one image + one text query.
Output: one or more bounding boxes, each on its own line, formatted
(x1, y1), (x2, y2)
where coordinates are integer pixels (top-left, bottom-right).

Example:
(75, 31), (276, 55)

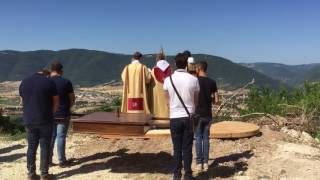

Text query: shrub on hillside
(0, 115), (24, 135)
(241, 81), (320, 136)
(241, 85), (288, 116)
(87, 96), (122, 113)
(242, 82), (320, 117)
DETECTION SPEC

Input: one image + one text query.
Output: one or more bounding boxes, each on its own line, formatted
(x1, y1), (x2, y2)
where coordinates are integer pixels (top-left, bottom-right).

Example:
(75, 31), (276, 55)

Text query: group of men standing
(19, 62), (75, 180)
(121, 50), (219, 180)
(19, 49), (218, 180)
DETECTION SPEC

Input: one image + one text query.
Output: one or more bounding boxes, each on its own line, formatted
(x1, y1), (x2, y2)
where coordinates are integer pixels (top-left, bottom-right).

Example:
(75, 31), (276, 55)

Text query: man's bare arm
(69, 93), (76, 107)
(164, 90), (170, 107)
(52, 95), (59, 113)
(213, 92), (219, 105)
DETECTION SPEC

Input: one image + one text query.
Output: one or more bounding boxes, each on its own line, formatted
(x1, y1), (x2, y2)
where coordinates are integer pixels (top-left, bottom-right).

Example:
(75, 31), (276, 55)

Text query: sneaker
(40, 174), (54, 180)
(27, 173), (37, 180)
(203, 163), (209, 171)
(195, 164), (202, 173)
(49, 162), (57, 167)
(183, 174), (195, 180)
(59, 159), (73, 168)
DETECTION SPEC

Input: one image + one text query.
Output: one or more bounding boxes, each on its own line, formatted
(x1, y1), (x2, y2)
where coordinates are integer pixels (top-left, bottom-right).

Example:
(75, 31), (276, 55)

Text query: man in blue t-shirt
(194, 61), (219, 173)
(19, 70), (59, 179)
(49, 62), (75, 167)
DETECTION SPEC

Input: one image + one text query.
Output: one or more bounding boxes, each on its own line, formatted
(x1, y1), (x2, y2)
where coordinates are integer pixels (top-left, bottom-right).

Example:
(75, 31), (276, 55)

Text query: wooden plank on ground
(211, 121), (260, 139)
(145, 129), (171, 137)
(145, 121), (260, 139)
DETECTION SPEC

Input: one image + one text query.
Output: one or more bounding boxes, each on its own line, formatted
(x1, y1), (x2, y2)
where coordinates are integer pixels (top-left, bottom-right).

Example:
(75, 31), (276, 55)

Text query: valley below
(1, 80), (320, 179)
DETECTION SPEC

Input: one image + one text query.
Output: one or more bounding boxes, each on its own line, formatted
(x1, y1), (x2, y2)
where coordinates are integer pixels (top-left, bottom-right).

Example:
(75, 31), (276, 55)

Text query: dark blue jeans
(195, 116), (212, 164)
(50, 118), (70, 164)
(25, 123), (52, 176)
(170, 117), (194, 180)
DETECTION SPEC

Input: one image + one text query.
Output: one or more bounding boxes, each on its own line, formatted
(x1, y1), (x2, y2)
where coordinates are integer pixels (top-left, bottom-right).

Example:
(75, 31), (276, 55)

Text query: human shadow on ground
(70, 148), (129, 166)
(0, 153), (25, 163)
(0, 144), (25, 155)
(55, 149), (172, 179)
(196, 150), (254, 180)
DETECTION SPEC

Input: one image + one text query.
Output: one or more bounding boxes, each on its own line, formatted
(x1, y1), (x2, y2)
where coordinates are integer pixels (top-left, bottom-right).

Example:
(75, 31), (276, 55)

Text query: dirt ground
(1, 126), (320, 180)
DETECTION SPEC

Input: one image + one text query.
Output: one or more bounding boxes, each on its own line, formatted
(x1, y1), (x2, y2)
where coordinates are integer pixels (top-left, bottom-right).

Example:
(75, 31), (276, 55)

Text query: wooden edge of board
(71, 119), (152, 126)
(211, 129), (260, 139)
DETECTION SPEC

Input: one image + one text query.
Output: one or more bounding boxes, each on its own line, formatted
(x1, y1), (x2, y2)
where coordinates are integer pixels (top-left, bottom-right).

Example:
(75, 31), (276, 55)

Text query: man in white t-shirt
(163, 53), (200, 180)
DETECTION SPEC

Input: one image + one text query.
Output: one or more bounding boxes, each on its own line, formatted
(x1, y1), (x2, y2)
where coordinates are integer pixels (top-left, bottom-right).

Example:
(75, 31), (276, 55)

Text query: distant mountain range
(0, 49), (292, 89)
(240, 62), (320, 86)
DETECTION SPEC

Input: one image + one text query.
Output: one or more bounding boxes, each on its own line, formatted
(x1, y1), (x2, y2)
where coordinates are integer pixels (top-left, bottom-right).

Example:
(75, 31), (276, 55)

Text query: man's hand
(213, 92), (220, 105)
(19, 97), (23, 106)
(215, 100), (222, 106)
(214, 92), (219, 104)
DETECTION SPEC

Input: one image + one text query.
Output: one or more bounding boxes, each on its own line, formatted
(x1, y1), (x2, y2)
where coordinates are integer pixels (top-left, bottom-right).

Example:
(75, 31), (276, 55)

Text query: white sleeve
(163, 78), (168, 91)
(194, 78), (200, 92)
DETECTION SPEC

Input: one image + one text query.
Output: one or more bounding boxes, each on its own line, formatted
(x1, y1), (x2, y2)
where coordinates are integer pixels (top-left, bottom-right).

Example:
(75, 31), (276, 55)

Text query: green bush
(0, 115), (24, 135)
(241, 81), (320, 136)
(242, 81), (320, 118)
(87, 96), (122, 113)
(95, 103), (114, 112)
(316, 131), (320, 140)
(299, 82), (320, 117)
(241, 85), (288, 116)
(111, 96), (121, 107)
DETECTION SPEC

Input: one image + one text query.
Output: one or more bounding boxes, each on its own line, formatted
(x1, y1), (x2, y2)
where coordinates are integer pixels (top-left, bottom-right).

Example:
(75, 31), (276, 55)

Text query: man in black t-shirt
(194, 61), (219, 173)
(49, 62), (75, 167)
(19, 71), (59, 179)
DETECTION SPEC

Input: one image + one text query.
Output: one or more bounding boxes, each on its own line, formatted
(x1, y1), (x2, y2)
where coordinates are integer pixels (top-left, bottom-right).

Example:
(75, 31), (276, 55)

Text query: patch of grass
(0, 115), (25, 140)
(86, 96), (122, 113)
(242, 82), (320, 118)
(315, 131), (320, 140)
(241, 81), (320, 136)
(0, 132), (25, 141)
(111, 96), (121, 106)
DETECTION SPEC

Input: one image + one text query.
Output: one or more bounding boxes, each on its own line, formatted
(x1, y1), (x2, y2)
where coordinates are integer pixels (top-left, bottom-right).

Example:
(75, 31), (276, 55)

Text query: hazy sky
(1, 0), (319, 64)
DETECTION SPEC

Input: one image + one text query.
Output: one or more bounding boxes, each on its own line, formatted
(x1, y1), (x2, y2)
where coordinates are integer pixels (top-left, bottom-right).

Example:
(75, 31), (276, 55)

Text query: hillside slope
(0, 49), (282, 89)
(303, 65), (320, 82)
(241, 62), (320, 86)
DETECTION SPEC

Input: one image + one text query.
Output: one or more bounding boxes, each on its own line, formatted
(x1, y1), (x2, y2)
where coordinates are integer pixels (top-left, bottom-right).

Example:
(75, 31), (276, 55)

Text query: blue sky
(1, 0), (319, 64)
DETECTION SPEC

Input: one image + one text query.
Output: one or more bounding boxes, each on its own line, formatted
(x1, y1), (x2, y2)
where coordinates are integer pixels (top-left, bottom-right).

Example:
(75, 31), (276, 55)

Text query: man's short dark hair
(183, 50), (191, 58)
(133, 52), (143, 60)
(40, 68), (51, 76)
(175, 53), (187, 69)
(51, 61), (63, 72)
(197, 61), (208, 72)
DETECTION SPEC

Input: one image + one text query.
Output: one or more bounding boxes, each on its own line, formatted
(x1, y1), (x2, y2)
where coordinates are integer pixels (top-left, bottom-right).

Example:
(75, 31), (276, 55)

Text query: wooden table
(72, 112), (153, 136)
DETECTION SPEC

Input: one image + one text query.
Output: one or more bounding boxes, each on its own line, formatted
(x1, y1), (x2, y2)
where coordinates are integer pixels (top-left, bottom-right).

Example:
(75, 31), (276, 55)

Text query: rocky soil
(1, 125), (320, 180)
